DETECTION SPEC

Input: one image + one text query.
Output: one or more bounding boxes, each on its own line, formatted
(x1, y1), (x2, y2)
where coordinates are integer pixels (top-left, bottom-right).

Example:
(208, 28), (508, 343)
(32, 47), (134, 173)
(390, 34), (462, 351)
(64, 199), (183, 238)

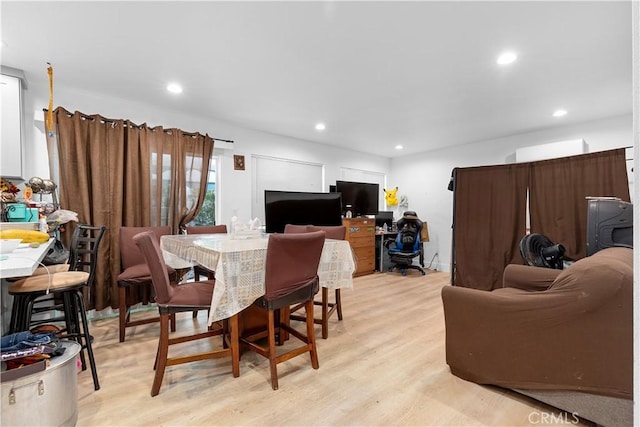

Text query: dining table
(160, 233), (356, 326)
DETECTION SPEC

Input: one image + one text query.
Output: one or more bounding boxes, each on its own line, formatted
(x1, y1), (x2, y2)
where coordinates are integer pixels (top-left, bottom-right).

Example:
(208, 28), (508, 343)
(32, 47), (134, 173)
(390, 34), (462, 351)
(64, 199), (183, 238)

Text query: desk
(375, 231), (397, 272)
(161, 234), (355, 326)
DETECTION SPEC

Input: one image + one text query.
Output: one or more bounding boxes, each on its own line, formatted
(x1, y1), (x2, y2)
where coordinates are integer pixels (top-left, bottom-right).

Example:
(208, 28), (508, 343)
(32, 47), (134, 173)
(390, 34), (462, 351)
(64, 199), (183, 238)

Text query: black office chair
(385, 211), (426, 276)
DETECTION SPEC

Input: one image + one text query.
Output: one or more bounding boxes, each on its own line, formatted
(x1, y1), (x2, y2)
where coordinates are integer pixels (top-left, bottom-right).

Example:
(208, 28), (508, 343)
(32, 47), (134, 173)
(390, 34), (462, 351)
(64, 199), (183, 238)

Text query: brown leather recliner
(441, 247), (633, 426)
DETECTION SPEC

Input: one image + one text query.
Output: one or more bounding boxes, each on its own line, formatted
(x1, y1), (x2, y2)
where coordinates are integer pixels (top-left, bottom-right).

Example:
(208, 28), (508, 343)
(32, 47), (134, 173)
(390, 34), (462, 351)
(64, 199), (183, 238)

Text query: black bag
(42, 238), (69, 265)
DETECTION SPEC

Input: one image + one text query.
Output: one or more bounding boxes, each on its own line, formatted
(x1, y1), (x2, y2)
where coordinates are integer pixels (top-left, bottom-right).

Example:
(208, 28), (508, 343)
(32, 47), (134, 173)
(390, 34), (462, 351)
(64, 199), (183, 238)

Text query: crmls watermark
(528, 410), (580, 425)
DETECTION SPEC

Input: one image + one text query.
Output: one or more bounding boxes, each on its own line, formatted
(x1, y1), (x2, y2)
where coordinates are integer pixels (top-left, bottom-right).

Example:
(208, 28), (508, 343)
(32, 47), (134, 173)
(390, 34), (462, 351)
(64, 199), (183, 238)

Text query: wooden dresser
(343, 217), (375, 276)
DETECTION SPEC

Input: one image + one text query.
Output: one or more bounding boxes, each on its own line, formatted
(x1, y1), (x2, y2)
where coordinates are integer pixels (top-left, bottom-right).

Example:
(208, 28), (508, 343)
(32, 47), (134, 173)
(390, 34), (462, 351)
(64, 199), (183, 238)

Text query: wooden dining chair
(133, 230), (240, 396)
(240, 231), (325, 390)
(117, 226), (178, 342)
(285, 224), (347, 339)
(283, 224), (309, 234)
(184, 224), (227, 280)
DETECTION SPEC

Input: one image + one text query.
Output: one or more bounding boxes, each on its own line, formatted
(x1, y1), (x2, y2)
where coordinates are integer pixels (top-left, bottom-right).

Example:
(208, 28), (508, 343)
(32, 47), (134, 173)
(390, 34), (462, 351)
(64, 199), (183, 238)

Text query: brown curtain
(47, 109), (125, 311)
(452, 148), (630, 291)
(529, 148), (630, 260)
(46, 107), (213, 310)
(453, 163), (529, 290)
(166, 129), (214, 230)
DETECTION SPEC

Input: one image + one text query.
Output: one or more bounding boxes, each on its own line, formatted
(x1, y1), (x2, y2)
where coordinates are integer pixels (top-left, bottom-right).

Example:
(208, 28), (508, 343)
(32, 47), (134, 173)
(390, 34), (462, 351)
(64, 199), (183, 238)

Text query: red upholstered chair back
(120, 226), (172, 270)
(283, 224), (310, 234)
(285, 224), (346, 240)
(132, 231), (175, 305)
(264, 231), (325, 300)
(184, 225), (227, 235)
(307, 225), (346, 240)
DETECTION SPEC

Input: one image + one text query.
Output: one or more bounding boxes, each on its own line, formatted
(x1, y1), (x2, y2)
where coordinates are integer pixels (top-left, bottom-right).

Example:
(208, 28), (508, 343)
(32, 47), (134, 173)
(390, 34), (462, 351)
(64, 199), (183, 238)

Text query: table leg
(379, 235), (384, 272)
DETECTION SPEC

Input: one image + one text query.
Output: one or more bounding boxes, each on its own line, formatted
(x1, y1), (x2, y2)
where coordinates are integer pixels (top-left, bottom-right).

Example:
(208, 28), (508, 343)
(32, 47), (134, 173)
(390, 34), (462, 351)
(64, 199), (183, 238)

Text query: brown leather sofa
(441, 247), (633, 426)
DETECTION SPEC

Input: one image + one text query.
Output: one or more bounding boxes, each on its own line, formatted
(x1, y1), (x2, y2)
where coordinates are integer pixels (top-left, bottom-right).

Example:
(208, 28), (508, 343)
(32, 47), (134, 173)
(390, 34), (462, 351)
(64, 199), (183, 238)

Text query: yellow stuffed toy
(384, 187), (399, 206)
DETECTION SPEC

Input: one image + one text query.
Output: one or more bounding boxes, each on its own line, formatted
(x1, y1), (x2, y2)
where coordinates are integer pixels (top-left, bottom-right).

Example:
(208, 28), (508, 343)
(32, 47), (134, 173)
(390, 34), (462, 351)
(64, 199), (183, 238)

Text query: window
(188, 156), (217, 226)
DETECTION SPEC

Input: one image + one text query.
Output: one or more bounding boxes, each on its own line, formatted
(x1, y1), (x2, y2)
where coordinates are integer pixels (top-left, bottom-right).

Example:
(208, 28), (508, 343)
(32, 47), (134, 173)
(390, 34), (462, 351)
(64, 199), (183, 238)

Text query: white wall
(389, 113), (633, 272)
(21, 81), (391, 225)
(19, 81), (633, 276)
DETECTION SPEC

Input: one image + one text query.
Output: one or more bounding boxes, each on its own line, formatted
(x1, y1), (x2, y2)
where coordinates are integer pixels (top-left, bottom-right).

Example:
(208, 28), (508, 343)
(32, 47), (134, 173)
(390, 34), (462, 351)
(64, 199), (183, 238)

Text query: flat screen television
(586, 197), (633, 256)
(335, 180), (379, 217)
(264, 190), (343, 234)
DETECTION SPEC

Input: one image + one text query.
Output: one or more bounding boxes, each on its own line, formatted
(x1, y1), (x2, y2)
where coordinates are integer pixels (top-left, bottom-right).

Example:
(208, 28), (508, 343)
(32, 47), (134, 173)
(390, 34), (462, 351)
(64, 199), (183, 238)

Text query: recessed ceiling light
(395, 145), (403, 150)
(552, 109), (567, 117)
(497, 52), (517, 65)
(166, 83), (183, 94)
(315, 123), (326, 131)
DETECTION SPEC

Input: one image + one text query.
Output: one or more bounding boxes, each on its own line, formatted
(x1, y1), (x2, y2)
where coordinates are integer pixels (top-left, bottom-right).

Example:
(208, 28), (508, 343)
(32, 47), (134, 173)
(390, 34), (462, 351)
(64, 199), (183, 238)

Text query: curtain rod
(43, 108), (234, 144)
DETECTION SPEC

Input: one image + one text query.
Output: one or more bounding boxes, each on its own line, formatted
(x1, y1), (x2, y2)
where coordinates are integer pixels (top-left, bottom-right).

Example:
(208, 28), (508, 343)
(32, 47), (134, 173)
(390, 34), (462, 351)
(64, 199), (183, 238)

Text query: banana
(0, 229), (50, 243)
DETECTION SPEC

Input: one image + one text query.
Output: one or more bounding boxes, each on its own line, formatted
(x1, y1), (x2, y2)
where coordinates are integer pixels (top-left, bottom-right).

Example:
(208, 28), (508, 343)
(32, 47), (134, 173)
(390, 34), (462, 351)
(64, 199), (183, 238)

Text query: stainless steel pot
(2, 341), (81, 427)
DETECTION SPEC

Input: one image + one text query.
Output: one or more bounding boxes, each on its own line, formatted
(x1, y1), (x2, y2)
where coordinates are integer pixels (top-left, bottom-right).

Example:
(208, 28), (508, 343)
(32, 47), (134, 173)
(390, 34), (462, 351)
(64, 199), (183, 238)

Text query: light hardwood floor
(76, 271), (592, 426)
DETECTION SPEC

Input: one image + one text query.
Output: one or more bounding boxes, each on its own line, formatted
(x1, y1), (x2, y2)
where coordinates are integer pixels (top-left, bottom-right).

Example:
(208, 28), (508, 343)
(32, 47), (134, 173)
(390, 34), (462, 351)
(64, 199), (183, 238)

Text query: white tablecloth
(160, 234), (355, 324)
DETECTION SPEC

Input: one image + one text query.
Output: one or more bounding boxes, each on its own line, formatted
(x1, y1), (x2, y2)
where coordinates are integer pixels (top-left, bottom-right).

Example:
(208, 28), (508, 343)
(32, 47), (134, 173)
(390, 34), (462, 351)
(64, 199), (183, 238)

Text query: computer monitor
(585, 197), (633, 256)
(375, 211), (394, 229)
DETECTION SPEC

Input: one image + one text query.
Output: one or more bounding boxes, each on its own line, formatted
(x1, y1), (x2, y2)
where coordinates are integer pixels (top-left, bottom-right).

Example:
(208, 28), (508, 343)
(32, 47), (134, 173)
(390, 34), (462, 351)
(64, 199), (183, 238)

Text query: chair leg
(74, 290), (100, 391)
(62, 291), (86, 371)
(306, 300), (319, 370)
(119, 286), (127, 342)
(229, 314), (240, 378)
(291, 287), (344, 339)
(151, 313), (170, 397)
(170, 313), (176, 332)
(8, 296), (21, 333)
(9, 295), (31, 334)
(24, 296), (39, 333)
(321, 287), (329, 339)
(267, 309), (279, 390)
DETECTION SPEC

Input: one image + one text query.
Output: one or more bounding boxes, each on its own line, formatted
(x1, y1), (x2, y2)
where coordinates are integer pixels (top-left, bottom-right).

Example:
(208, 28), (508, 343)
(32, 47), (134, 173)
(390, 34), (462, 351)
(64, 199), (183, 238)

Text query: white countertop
(0, 238), (55, 279)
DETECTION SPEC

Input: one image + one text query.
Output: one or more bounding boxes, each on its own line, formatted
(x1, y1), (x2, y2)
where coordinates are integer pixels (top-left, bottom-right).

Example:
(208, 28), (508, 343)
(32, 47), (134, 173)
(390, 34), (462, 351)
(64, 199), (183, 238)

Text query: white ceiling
(1, 1), (633, 158)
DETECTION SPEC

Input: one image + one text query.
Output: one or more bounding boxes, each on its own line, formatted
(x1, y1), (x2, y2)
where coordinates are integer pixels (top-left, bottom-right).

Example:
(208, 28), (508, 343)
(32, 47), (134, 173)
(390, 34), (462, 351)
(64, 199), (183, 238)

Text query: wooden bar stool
(286, 224), (346, 339)
(240, 231), (325, 390)
(8, 224), (106, 391)
(117, 226), (178, 342)
(133, 230), (240, 396)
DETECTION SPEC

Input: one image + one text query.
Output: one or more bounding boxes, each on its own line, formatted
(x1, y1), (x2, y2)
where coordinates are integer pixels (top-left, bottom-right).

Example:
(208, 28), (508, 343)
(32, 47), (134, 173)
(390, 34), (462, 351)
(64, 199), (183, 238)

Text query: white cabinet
(0, 73), (24, 178)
